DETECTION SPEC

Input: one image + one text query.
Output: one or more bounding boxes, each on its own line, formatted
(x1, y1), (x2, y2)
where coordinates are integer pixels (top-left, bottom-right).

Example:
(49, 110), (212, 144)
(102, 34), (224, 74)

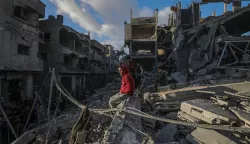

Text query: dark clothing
(136, 66), (142, 87)
(154, 70), (168, 90)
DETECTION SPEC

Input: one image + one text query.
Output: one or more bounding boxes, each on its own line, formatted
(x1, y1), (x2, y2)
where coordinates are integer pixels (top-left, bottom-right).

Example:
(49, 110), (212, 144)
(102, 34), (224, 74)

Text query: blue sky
(41, 0), (250, 49)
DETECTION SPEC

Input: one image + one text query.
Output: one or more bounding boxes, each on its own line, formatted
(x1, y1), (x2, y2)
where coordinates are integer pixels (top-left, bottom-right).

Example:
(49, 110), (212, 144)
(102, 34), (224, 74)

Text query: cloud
(48, 0), (172, 50)
(158, 7), (172, 25)
(140, 7), (154, 17)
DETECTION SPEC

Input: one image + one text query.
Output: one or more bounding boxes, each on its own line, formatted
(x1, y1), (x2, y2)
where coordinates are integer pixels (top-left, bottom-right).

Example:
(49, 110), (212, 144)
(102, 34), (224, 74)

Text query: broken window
(44, 33), (51, 40)
(18, 44), (30, 55)
(14, 6), (25, 20)
(39, 32), (44, 40)
(40, 53), (48, 61)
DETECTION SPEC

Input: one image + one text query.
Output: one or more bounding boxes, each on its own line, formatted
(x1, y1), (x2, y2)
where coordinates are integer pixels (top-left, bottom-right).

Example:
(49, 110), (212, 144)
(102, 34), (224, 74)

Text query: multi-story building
(90, 40), (106, 74)
(39, 15), (90, 93)
(124, 9), (158, 70)
(105, 45), (117, 72)
(0, 0), (45, 105)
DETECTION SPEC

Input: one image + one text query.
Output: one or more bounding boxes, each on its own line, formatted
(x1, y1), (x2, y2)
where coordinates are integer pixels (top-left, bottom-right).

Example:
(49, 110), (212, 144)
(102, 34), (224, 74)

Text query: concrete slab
(178, 111), (201, 123)
(181, 99), (236, 124)
(230, 107), (250, 127)
(102, 97), (142, 144)
(154, 124), (177, 143)
(186, 128), (237, 144)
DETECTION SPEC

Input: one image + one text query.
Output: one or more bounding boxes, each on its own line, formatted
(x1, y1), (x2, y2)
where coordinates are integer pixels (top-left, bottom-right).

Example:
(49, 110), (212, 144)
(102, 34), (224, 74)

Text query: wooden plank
(11, 131), (35, 144)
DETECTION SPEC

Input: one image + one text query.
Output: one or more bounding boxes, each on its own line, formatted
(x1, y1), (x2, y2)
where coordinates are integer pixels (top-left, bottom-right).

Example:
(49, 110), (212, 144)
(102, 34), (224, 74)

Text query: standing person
(154, 65), (168, 91)
(109, 64), (135, 109)
(128, 59), (137, 88)
(136, 64), (142, 87)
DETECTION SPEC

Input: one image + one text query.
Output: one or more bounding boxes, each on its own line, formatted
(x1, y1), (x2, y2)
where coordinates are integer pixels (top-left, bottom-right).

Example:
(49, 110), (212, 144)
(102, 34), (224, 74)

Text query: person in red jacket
(109, 64), (135, 109)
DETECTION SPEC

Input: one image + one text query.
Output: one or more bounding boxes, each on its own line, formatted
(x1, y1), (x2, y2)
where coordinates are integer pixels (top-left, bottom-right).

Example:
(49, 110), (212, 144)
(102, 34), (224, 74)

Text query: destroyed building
(0, 0), (46, 143)
(39, 15), (91, 94)
(0, 0), (45, 105)
(105, 45), (119, 73)
(124, 9), (158, 70)
(170, 1), (250, 83)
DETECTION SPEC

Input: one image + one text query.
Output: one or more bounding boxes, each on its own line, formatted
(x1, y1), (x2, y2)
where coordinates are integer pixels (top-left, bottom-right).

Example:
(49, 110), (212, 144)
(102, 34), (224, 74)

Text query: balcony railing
(90, 66), (103, 73)
(15, 0), (46, 17)
(91, 40), (104, 50)
(9, 55), (43, 71)
(63, 47), (89, 59)
(5, 21), (44, 43)
(90, 53), (103, 62)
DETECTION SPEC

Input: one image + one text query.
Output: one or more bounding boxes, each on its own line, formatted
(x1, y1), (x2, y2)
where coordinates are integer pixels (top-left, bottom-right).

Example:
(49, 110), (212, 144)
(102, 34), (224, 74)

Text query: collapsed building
(169, 1), (250, 83)
(124, 9), (158, 71)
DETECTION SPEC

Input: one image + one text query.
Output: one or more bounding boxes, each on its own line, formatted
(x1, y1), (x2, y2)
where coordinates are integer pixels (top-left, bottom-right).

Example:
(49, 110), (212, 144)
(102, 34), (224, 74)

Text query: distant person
(136, 64), (143, 87)
(109, 64), (135, 109)
(154, 65), (168, 91)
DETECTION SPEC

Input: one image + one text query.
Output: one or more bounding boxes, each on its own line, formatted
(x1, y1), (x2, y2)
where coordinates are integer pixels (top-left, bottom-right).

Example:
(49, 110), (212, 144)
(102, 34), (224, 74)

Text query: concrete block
(178, 111), (201, 123)
(181, 99), (236, 124)
(186, 128), (237, 144)
(102, 97), (142, 144)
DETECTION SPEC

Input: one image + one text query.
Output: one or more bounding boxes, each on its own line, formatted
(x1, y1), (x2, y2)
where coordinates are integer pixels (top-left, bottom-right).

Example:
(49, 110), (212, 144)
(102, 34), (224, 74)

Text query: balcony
(15, 0), (46, 18)
(90, 66), (103, 74)
(63, 47), (89, 59)
(5, 22), (44, 43)
(91, 40), (104, 50)
(105, 57), (110, 64)
(10, 55), (43, 71)
(90, 53), (102, 62)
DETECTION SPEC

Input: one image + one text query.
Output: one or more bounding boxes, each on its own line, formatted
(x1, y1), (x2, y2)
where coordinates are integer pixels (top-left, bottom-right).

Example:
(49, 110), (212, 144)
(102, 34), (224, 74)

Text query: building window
(14, 6), (25, 20)
(18, 44), (30, 55)
(39, 32), (44, 40)
(40, 53), (48, 61)
(44, 33), (51, 40)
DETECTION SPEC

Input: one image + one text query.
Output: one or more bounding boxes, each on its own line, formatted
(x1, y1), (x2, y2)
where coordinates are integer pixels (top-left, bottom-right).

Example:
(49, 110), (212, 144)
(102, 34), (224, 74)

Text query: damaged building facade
(124, 9), (158, 70)
(0, 0), (45, 106)
(39, 15), (120, 96)
(39, 15), (91, 94)
(0, 1), (120, 143)
(0, 0), (45, 143)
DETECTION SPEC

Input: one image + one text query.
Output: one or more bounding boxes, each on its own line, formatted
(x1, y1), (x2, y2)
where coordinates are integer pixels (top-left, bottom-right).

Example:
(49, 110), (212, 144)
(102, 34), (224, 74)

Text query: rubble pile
(170, 4), (250, 82)
(18, 78), (121, 144)
(141, 81), (250, 144)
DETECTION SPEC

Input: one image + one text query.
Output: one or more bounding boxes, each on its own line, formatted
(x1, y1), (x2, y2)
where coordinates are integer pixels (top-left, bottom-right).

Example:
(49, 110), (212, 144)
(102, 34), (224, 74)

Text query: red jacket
(120, 64), (135, 96)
